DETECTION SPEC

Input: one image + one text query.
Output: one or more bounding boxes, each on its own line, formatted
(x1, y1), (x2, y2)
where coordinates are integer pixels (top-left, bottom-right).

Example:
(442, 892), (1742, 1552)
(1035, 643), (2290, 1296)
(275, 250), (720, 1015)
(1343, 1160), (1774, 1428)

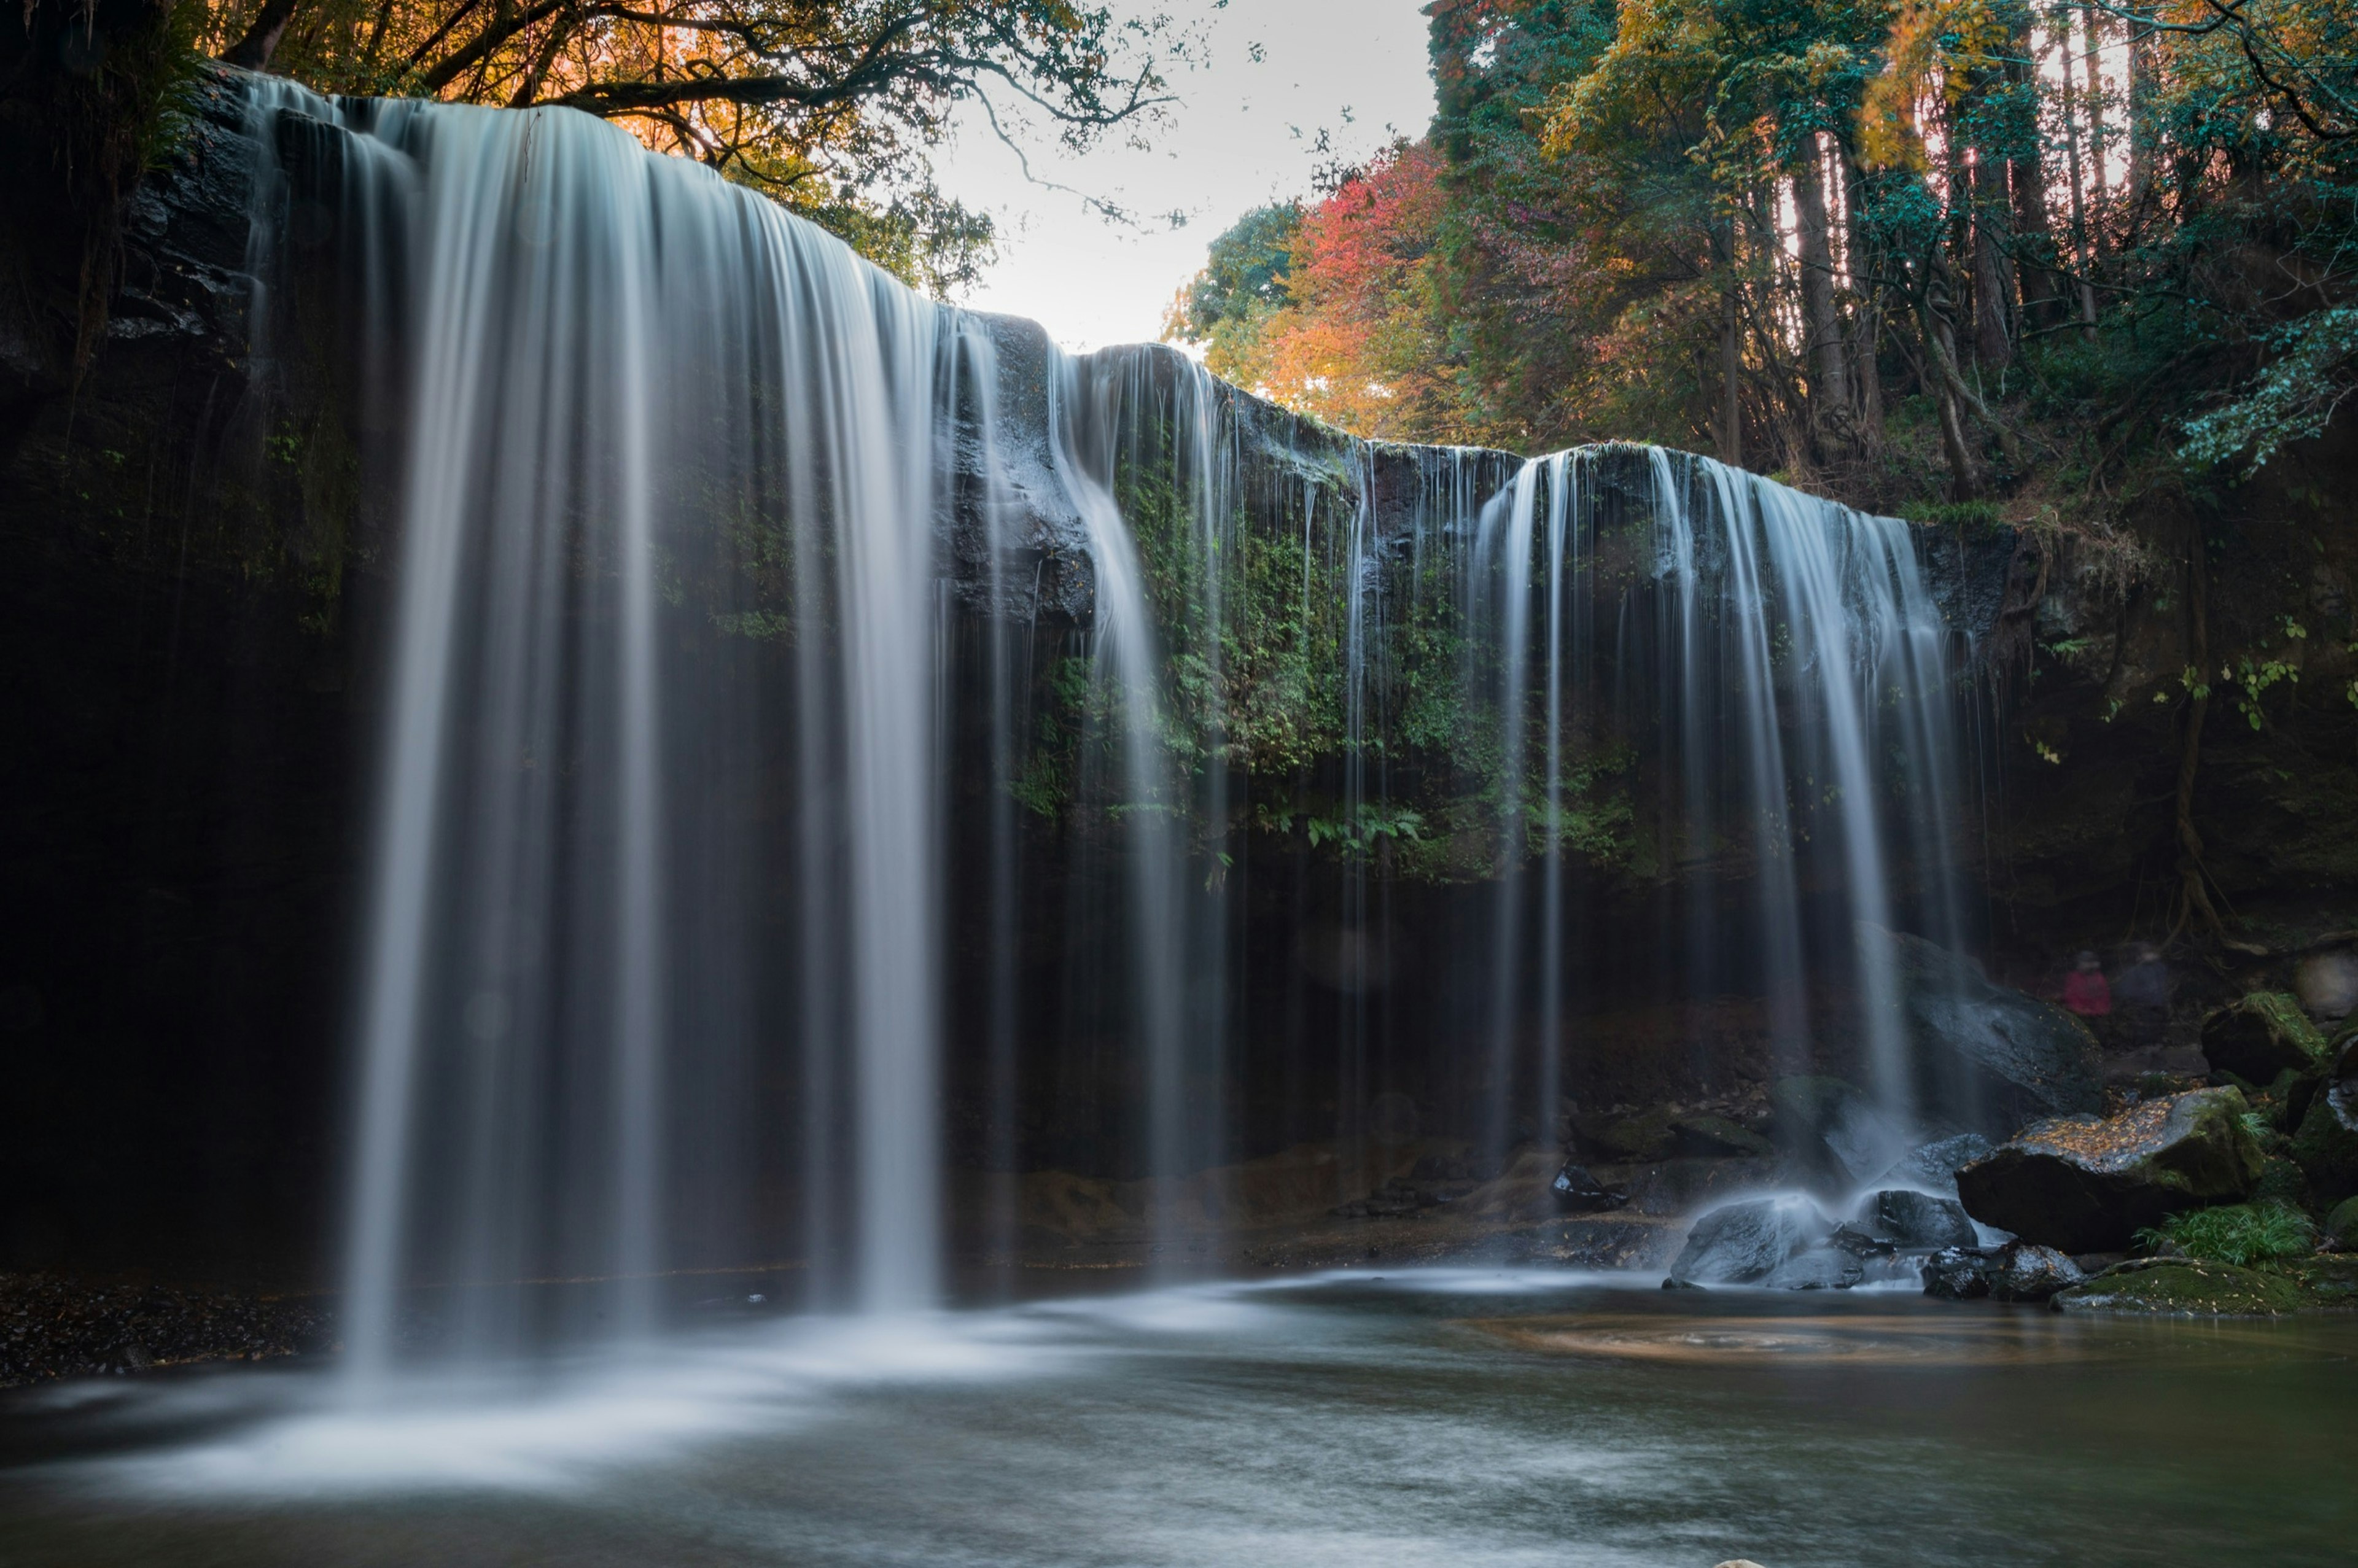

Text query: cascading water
(236, 79), (1977, 1374)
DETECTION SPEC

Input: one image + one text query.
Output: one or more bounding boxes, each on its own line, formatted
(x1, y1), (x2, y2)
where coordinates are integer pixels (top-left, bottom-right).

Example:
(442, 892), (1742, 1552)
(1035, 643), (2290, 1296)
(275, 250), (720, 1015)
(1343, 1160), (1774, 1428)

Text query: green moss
(2052, 1259), (2306, 1316)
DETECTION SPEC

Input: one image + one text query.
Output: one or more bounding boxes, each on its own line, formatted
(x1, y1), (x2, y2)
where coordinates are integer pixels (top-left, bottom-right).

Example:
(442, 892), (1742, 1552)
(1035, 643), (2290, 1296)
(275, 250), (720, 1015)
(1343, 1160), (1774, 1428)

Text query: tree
(192, 0), (1186, 292)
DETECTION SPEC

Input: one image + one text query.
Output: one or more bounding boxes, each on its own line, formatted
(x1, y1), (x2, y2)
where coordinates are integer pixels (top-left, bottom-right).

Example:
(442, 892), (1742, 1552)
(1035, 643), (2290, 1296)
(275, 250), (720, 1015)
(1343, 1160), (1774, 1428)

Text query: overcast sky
(935, 0), (1439, 352)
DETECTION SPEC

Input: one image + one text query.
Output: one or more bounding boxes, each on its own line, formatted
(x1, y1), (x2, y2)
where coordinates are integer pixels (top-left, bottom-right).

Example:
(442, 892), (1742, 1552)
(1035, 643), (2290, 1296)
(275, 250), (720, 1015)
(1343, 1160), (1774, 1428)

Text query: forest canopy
(187, 0), (1190, 293)
(1168, 0), (2358, 511)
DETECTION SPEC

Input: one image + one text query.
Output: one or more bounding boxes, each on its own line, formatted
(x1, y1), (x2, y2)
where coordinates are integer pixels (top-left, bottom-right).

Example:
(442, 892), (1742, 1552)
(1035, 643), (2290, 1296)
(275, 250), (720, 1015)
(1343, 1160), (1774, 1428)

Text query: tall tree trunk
(1792, 137), (1850, 427)
(2007, 15), (2063, 333)
(1714, 216), (1743, 468)
(2127, 10), (2158, 224)
(2058, 3), (2100, 336)
(1972, 150), (2014, 367)
(2079, 2), (2111, 255)
(1842, 155), (1884, 444)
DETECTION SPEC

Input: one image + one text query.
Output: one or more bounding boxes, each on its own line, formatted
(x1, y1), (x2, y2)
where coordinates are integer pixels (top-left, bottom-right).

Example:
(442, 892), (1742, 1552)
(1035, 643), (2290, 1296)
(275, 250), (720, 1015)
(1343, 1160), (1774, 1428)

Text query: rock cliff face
(2, 64), (2349, 1287)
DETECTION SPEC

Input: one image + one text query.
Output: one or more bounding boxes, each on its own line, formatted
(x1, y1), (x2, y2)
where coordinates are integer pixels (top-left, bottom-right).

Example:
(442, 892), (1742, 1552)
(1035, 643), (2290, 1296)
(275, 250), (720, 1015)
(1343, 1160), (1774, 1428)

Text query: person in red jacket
(2062, 950), (2111, 1019)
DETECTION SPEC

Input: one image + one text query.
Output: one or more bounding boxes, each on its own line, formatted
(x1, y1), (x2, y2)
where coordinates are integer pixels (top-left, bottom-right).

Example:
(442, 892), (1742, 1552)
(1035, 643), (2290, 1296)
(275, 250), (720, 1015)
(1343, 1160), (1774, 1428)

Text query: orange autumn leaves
(1169, 144), (1453, 442)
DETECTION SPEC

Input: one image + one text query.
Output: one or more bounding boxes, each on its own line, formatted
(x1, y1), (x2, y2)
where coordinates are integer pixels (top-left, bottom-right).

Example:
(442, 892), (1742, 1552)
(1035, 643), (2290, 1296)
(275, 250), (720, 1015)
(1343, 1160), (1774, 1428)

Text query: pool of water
(3, 1270), (2352, 1567)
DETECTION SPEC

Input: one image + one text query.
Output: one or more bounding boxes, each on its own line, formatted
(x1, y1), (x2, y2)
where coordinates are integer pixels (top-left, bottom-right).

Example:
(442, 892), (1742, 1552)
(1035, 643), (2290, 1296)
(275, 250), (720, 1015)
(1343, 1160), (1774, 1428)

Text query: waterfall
(236, 79), (1972, 1368)
(1463, 448), (1964, 1166)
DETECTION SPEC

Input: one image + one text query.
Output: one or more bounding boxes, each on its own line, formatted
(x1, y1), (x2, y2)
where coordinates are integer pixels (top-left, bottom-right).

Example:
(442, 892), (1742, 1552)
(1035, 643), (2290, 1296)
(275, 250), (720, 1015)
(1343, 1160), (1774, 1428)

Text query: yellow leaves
(1857, 0), (2006, 170)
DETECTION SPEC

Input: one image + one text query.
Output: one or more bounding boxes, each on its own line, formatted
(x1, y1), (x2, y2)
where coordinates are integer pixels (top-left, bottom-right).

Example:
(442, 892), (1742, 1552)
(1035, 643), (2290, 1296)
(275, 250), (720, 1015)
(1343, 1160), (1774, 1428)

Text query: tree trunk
(1843, 155), (1884, 444)
(2059, 4), (2100, 337)
(224, 0), (305, 67)
(1972, 149), (2014, 367)
(2127, 12), (2158, 223)
(2079, 2), (2111, 255)
(2007, 15), (2063, 333)
(1792, 138), (1850, 427)
(1714, 216), (1743, 468)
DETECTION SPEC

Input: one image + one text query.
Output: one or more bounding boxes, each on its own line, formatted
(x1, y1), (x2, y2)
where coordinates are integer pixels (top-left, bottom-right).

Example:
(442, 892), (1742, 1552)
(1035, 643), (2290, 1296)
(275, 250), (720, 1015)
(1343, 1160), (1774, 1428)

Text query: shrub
(2138, 1201), (2318, 1267)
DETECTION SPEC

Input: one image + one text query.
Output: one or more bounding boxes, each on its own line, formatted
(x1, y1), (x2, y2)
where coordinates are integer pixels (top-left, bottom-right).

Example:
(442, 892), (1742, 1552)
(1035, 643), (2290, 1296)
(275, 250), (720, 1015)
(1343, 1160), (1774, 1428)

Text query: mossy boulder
(2325, 1194), (2358, 1249)
(1955, 1087), (2268, 1252)
(2203, 992), (2329, 1085)
(2051, 1258), (2305, 1316)
(2280, 1254), (2358, 1306)
(2290, 1039), (2358, 1204)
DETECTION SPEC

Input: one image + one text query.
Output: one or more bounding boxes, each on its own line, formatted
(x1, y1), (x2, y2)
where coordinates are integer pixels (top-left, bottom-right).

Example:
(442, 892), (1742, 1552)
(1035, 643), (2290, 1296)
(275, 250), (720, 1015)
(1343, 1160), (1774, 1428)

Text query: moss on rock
(2051, 1258), (2306, 1316)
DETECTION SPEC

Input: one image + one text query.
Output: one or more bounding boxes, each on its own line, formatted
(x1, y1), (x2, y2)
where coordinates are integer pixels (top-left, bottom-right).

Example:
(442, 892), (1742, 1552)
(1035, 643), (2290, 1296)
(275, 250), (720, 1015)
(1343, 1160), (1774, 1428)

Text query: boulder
(1550, 1162), (1631, 1214)
(1764, 1247), (1867, 1290)
(1858, 1188), (1979, 1250)
(2326, 1194), (2358, 1249)
(2295, 948), (2358, 1021)
(1988, 1243), (2084, 1302)
(2203, 992), (2329, 1085)
(1769, 1077), (1912, 1187)
(2290, 1039), (2358, 1203)
(1859, 924), (2104, 1135)
(1665, 1195), (1832, 1286)
(1921, 1246), (1995, 1299)
(2051, 1258), (2305, 1316)
(1954, 1087), (2268, 1253)
(1872, 1132), (1996, 1198)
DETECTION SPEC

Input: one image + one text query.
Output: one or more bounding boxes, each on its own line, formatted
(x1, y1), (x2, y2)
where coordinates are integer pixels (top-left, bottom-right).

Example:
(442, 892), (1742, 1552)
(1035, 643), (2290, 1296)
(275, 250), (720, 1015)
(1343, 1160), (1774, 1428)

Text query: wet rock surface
(1872, 1133), (1996, 1198)
(1990, 1243), (2085, 1302)
(1769, 1077), (1912, 1187)
(1664, 1195), (1870, 1287)
(1549, 1163), (1631, 1213)
(2290, 1039), (2358, 1203)
(1863, 925), (2106, 1134)
(0, 1273), (330, 1388)
(1955, 1087), (2268, 1252)
(1858, 1188), (1979, 1250)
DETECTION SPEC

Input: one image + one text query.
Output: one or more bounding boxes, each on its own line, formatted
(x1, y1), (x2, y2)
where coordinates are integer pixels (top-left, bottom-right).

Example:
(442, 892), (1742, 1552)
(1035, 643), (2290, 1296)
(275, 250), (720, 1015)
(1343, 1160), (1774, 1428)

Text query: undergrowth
(2137, 1201), (2318, 1268)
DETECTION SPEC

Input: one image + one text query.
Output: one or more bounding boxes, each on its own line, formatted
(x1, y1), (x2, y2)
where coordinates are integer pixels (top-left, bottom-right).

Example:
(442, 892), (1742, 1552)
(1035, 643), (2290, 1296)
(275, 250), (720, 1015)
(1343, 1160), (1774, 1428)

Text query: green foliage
(2136, 1201), (2319, 1268)
(1165, 203), (1301, 343)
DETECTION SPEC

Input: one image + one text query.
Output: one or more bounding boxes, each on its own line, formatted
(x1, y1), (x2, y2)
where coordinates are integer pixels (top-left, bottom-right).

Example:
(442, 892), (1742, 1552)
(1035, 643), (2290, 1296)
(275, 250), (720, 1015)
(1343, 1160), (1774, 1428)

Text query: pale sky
(936, 0), (1439, 353)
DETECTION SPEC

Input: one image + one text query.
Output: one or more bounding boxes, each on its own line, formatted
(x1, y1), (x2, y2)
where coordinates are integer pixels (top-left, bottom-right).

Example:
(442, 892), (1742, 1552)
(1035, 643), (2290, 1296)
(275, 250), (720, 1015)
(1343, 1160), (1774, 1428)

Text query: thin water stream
(3, 1274), (2352, 1566)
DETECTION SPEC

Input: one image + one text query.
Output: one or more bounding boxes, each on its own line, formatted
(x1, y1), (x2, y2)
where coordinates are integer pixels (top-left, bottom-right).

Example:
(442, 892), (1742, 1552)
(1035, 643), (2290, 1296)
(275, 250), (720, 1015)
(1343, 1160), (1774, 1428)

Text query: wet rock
(1665, 1195), (1833, 1286)
(1860, 924), (2104, 1135)
(1871, 1132), (1996, 1198)
(1955, 1087), (2268, 1252)
(1662, 1197), (1894, 1289)
(1764, 1247), (1866, 1290)
(2325, 1195), (2358, 1249)
(1576, 1107), (1772, 1163)
(2295, 947), (2358, 1022)
(2051, 1258), (2304, 1316)
(1858, 1188), (1979, 1250)
(2282, 1254), (2358, 1306)
(1551, 1162), (1631, 1213)
(1921, 1246), (1996, 1299)
(1989, 1243), (2084, 1302)
(0, 1272), (331, 1388)
(1576, 1106), (1681, 1162)
(1769, 1076), (1912, 1186)
(2290, 1039), (2358, 1203)
(2203, 992), (2329, 1085)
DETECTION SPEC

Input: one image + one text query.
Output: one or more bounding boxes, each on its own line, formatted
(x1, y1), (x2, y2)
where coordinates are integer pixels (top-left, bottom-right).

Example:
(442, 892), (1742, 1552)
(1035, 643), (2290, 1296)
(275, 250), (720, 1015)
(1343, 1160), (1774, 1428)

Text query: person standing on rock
(2114, 943), (2171, 1046)
(2063, 951), (2111, 1021)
